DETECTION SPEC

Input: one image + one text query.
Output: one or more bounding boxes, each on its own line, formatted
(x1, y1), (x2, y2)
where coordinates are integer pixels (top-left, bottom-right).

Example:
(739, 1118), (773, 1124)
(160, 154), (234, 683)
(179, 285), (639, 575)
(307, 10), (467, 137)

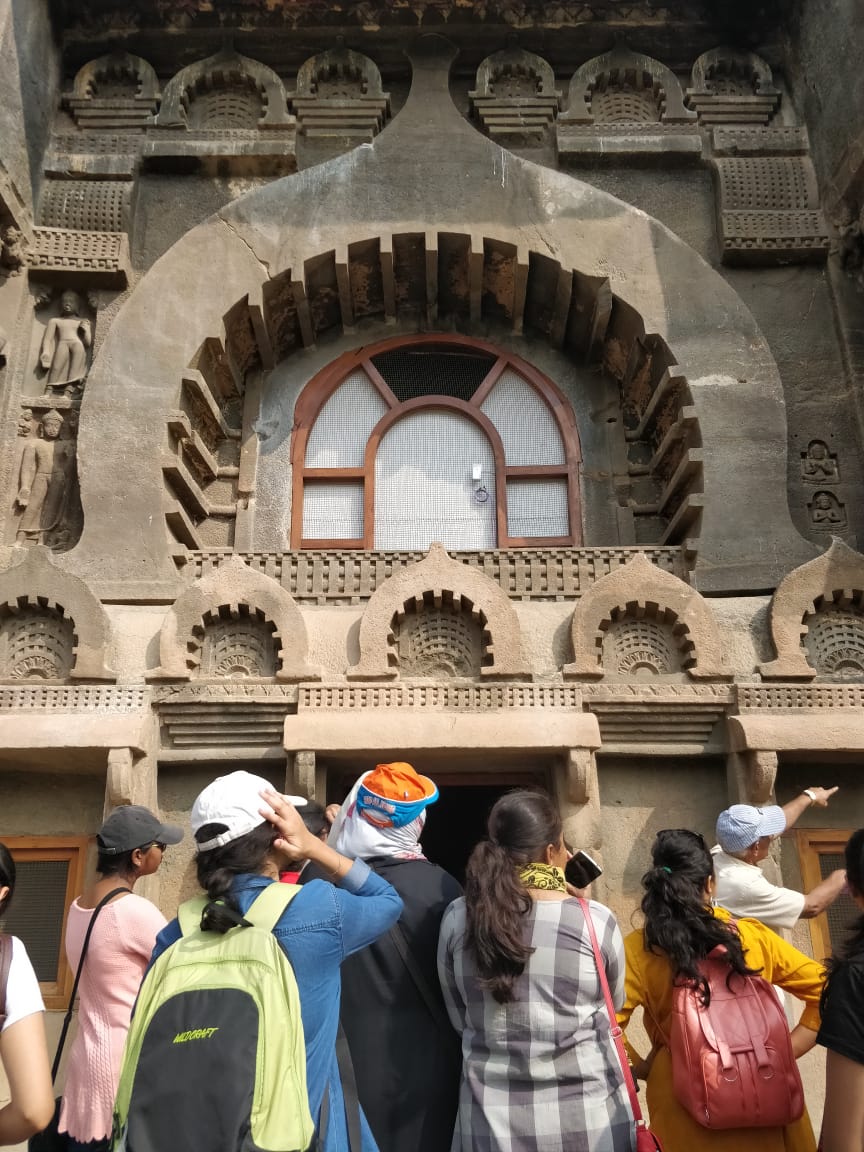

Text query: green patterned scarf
(518, 862), (567, 892)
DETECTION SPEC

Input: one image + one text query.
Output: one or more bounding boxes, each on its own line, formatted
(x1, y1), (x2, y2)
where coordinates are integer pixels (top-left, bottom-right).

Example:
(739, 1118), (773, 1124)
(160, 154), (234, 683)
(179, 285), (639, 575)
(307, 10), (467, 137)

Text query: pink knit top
(59, 892), (167, 1142)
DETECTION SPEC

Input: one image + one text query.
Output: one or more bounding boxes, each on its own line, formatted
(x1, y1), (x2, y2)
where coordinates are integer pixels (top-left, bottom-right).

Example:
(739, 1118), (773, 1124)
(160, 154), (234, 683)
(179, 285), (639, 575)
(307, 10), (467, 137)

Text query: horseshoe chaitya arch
(288, 334), (583, 550)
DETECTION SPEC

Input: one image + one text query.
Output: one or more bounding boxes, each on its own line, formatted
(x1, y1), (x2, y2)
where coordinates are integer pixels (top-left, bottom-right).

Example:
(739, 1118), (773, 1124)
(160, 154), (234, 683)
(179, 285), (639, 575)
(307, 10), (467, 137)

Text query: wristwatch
(803, 788), (817, 803)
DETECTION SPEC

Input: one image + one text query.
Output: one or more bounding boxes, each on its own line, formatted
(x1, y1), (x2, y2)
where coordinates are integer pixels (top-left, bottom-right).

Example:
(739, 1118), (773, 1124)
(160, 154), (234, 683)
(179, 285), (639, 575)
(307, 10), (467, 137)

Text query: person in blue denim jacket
(150, 771), (403, 1152)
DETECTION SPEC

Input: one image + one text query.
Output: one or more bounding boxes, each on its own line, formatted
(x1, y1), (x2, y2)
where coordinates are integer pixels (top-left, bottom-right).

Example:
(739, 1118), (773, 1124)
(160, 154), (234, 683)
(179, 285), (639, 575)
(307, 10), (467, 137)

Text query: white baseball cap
(191, 770), (307, 852)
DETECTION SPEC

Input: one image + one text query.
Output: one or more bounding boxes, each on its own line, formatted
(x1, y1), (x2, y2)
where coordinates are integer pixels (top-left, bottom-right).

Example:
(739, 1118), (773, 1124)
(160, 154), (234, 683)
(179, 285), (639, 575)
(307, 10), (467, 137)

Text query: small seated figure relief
(15, 408), (76, 548)
(809, 490), (846, 530)
(801, 439), (839, 483)
(40, 291), (92, 396)
(0, 225), (26, 276)
(16, 408), (33, 437)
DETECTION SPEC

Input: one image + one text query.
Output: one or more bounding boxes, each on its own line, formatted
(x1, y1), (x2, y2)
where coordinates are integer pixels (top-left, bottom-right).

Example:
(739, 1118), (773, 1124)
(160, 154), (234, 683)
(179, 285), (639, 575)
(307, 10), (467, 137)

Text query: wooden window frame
(2, 836), (90, 1009)
(796, 828), (852, 961)
(290, 334), (583, 549)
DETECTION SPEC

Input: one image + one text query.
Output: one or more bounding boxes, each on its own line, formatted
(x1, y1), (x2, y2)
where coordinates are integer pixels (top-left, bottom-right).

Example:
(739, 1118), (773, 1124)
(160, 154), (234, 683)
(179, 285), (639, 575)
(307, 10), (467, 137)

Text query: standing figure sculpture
(15, 410), (75, 547)
(40, 291), (92, 393)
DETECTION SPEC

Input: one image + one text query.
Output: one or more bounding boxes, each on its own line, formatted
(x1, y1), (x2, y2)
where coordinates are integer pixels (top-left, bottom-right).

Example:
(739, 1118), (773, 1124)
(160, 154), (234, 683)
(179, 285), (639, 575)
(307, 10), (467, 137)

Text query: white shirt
(1, 935), (45, 1032)
(711, 846), (806, 932)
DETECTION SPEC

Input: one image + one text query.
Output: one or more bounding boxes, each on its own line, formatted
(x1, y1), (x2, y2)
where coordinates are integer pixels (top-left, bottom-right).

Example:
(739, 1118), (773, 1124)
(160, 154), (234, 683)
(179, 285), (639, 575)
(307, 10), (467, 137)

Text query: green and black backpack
(112, 883), (316, 1152)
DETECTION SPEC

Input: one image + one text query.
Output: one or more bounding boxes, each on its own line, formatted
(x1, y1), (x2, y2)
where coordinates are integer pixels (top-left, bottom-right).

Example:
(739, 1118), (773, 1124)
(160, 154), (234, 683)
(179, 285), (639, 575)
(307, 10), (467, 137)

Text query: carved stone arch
(760, 538), (864, 680)
(348, 542), (529, 680)
(152, 555), (318, 681)
(689, 48), (779, 99)
(71, 51), (160, 102)
(566, 47), (696, 126)
(564, 552), (728, 679)
(164, 234), (703, 554)
(155, 49), (292, 129)
(472, 48), (558, 99)
(0, 547), (114, 680)
(295, 48), (385, 99)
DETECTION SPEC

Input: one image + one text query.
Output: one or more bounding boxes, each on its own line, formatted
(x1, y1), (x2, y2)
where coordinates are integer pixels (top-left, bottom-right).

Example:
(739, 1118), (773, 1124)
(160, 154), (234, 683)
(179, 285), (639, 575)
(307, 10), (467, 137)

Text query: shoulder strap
(0, 934), (12, 1028)
(388, 920), (454, 1037)
(577, 898), (646, 1129)
(52, 886), (130, 1082)
(245, 882), (302, 933)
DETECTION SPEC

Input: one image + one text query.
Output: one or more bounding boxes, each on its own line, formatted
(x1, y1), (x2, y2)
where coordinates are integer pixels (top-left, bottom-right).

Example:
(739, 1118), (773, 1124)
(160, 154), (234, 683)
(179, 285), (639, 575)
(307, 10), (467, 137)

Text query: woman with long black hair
(818, 827), (864, 1152)
(437, 789), (633, 1152)
(618, 828), (824, 1152)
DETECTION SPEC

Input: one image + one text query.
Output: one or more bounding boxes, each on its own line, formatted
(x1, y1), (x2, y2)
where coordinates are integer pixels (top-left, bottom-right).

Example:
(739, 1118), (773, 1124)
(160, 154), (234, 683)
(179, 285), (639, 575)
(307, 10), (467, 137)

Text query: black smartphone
(564, 850), (603, 888)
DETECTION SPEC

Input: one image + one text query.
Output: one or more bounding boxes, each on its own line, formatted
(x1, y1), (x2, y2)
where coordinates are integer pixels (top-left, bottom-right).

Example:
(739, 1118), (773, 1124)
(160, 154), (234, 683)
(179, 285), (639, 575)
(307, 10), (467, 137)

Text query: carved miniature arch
(171, 232), (703, 554)
(564, 552), (729, 680)
(689, 48), (779, 98)
(155, 49), (292, 129)
(566, 47), (696, 125)
(152, 556), (317, 681)
(295, 48), (385, 98)
(71, 51), (160, 101)
(472, 48), (558, 99)
(760, 537), (864, 680)
(348, 542), (529, 680)
(0, 547), (114, 680)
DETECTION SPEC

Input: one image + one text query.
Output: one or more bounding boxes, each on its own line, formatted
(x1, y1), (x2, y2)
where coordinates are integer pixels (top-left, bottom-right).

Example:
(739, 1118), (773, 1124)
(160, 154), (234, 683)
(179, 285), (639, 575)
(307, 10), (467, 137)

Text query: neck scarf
(519, 862), (567, 892)
(328, 772), (428, 862)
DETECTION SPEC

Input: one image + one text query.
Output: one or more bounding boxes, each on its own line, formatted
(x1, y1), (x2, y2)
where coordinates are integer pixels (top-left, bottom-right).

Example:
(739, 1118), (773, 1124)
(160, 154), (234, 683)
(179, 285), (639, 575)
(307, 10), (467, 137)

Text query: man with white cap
(713, 786), (846, 931)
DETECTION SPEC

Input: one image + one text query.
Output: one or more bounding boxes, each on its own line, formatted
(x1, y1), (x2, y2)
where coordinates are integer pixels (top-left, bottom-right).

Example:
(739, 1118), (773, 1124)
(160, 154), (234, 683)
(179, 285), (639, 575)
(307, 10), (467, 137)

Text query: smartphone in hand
(564, 850), (603, 889)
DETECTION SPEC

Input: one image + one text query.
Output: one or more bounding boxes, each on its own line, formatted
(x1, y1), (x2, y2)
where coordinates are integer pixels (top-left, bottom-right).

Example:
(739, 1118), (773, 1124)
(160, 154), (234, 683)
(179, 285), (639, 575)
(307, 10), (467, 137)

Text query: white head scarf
(328, 771), (428, 861)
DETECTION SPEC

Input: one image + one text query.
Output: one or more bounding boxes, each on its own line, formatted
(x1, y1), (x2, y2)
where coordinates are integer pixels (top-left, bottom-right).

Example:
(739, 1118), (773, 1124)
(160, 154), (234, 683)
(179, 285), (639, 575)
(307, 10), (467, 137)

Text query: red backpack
(670, 939), (804, 1130)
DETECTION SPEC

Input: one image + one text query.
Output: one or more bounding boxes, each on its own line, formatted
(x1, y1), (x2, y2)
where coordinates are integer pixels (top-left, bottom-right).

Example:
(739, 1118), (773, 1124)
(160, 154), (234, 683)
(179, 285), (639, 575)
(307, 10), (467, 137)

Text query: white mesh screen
(375, 411), (497, 550)
(480, 369), (565, 466)
(506, 478), (569, 538)
(302, 481), (364, 540)
(305, 370), (390, 467)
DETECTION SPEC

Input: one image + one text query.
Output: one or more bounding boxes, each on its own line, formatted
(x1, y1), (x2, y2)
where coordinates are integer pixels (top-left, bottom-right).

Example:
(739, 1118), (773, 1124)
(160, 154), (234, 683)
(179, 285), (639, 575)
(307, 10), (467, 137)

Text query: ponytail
(643, 829), (759, 1005)
(463, 789), (562, 1004)
(195, 822), (276, 935)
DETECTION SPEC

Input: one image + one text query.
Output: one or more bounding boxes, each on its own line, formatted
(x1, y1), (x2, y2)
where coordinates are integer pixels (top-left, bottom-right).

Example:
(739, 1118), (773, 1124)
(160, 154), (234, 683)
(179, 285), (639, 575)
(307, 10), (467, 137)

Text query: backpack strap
(245, 882), (303, 932)
(0, 934), (12, 1029)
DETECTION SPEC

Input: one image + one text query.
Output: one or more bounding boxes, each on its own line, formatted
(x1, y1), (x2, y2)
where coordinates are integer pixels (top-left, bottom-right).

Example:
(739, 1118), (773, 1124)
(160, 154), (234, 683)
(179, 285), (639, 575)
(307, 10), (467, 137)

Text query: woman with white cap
(59, 804), (183, 1152)
(149, 770), (403, 1152)
(326, 763), (462, 1152)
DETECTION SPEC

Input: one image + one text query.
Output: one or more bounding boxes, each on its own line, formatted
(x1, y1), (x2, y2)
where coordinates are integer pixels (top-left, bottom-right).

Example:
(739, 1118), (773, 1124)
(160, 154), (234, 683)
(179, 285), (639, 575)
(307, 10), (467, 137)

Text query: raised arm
(781, 785), (838, 832)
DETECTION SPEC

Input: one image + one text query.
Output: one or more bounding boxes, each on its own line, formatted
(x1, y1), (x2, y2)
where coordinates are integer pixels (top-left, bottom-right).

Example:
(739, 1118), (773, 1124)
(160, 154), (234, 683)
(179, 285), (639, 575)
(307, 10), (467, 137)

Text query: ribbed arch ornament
(290, 334), (582, 550)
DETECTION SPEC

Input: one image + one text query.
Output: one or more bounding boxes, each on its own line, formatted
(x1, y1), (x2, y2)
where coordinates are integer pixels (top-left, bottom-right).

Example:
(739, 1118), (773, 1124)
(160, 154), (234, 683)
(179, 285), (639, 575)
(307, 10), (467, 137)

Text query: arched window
(290, 335), (582, 550)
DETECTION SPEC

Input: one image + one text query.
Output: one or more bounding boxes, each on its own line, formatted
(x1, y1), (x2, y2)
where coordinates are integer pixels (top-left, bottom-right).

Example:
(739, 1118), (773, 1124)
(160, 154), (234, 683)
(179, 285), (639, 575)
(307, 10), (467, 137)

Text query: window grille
(506, 478), (569, 539)
(302, 481), (364, 541)
(481, 369), (564, 466)
(305, 370), (389, 468)
(371, 347), (496, 403)
(375, 411), (496, 551)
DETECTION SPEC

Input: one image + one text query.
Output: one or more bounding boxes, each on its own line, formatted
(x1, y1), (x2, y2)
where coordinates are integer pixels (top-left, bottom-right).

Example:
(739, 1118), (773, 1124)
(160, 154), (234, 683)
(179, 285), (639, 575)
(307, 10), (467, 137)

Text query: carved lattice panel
(803, 607), (864, 677)
(590, 83), (660, 124)
(199, 609), (278, 678)
(187, 84), (263, 129)
(395, 602), (484, 677)
(602, 614), (684, 677)
(0, 608), (75, 680)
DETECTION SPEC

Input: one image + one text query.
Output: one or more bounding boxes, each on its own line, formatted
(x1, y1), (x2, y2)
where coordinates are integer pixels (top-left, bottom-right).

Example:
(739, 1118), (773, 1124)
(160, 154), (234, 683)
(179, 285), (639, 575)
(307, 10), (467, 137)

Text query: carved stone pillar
(726, 748), (778, 806)
(558, 748), (603, 884)
(104, 746), (157, 815)
(288, 750), (316, 800)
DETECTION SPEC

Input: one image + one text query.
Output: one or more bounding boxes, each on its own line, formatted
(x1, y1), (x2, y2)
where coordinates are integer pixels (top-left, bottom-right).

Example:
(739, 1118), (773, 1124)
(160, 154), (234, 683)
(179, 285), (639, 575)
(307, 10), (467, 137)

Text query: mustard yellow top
(617, 910), (825, 1152)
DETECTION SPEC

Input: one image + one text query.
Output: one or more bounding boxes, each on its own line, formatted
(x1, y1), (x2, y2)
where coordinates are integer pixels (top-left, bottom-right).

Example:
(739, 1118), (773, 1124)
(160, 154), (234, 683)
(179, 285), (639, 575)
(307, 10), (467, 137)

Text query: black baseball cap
(97, 805), (183, 855)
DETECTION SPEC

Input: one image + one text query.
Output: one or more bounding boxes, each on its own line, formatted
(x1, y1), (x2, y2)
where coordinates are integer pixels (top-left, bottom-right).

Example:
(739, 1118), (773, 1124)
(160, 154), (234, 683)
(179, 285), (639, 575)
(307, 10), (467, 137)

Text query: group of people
(1, 766), (863, 1152)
